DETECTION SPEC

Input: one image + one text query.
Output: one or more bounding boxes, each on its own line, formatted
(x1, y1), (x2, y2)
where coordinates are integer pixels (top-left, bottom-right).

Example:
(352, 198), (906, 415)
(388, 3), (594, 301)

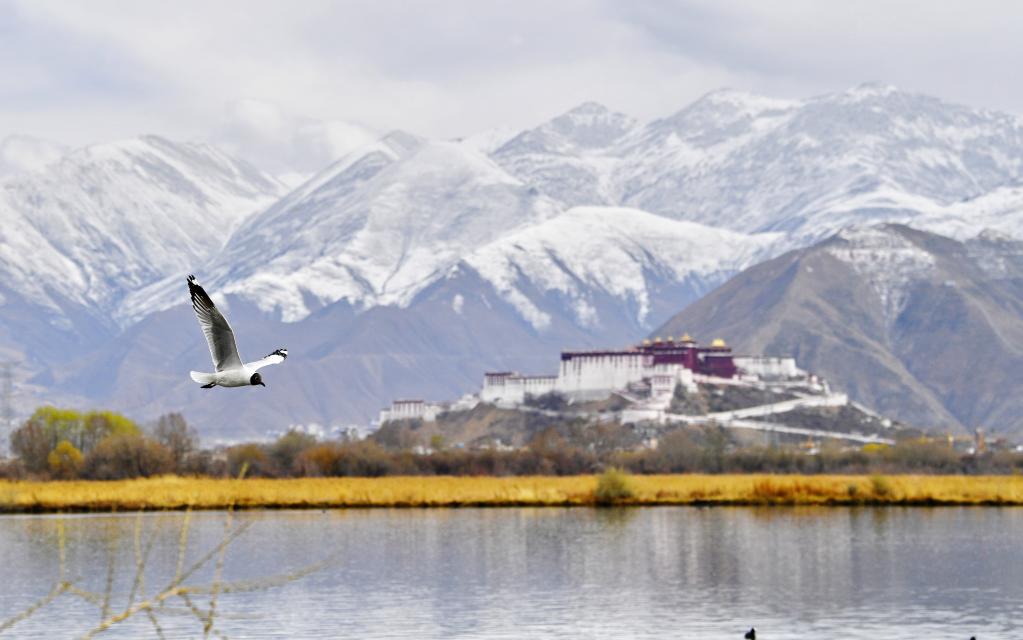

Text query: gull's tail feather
(190, 371), (216, 385)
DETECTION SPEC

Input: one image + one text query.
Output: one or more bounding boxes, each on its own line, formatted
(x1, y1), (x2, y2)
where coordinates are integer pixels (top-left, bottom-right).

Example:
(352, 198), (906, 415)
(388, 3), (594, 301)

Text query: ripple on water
(1, 507), (1021, 638)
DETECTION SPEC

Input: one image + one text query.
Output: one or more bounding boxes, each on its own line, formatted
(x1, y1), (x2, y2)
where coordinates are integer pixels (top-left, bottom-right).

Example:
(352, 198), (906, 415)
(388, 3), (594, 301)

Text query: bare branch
(128, 516), (158, 608)
(0, 583), (68, 634)
(144, 608), (166, 640)
(173, 509), (193, 585)
(100, 524), (118, 620)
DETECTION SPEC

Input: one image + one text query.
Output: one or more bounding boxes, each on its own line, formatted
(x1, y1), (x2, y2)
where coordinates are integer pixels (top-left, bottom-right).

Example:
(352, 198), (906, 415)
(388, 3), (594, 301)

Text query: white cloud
(215, 99), (378, 177)
(0, 135), (67, 176)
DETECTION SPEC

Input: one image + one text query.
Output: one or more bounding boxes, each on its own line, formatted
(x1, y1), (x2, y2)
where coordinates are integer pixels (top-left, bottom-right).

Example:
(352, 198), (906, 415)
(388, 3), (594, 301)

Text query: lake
(1, 507), (1020, 638)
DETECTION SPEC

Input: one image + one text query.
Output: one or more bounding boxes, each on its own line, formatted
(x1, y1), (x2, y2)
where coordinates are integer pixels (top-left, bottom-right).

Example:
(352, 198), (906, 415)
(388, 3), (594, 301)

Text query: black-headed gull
(187, 275), (287, 388)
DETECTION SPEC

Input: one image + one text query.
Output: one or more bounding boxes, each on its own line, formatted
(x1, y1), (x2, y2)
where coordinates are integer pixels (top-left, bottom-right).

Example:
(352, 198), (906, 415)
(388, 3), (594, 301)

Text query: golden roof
(711, 338), (727, 348)
(642, 339), (651, 346)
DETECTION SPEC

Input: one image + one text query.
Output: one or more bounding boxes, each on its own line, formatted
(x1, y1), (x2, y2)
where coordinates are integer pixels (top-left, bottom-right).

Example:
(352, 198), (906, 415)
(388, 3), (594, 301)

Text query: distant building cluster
(378, 335), (807, 425)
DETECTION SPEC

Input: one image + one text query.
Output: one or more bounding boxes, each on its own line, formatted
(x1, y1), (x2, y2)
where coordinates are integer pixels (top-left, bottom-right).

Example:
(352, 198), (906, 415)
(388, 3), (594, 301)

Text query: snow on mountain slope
(465, 206), (780, 331)
(617, 84), (1023, 238)
(824, 226), (938, 324)
(152, 137), (563, 323)
(458, 125), (520, 155)
(493, 86), (1023, 244)
(493, 102), (638, 207)
(0, 135), (285, 313)
(0, 198), (86, 310)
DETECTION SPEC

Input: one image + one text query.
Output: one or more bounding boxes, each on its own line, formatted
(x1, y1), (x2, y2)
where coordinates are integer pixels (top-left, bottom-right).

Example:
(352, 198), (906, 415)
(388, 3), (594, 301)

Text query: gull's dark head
(250, 372), (265, 387)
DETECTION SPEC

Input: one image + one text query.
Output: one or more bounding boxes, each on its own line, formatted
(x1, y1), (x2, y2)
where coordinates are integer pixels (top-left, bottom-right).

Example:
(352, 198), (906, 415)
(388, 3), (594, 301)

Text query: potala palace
(480, 335), (802, 405)
(379, 334), (848, 427)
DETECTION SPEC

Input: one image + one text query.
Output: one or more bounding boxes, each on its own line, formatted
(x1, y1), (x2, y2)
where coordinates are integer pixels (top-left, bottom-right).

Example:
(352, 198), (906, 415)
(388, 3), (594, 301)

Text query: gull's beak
(259, 382), (266, 387)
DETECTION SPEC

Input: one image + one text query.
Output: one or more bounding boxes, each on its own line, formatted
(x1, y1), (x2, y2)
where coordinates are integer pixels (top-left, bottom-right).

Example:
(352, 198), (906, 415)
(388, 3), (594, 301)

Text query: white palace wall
(733, 356), (802, 379)
(556, 352), (650, 399)
(480, 353), (699, 405)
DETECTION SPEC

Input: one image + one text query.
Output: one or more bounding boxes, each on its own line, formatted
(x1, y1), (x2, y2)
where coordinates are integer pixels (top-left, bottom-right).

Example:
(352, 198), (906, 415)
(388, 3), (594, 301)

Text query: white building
(733, 356), (803, 379)
(377, 394), (480, 426)
(378, 399), (444, 424)
(480, 348), (698, 406)
(480, 373), (557, 405)
(382, 336), (810, 421)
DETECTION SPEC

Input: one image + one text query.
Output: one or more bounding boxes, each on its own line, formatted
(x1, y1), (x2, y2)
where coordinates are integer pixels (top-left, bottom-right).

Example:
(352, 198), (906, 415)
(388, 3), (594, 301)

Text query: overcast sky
(3, 0), (1023, 174)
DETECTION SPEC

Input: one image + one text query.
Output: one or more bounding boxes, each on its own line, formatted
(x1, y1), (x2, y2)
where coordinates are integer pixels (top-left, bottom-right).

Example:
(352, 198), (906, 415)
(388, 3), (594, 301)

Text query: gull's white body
(186, 275), (287, 388)
(189, 367), (259, 388)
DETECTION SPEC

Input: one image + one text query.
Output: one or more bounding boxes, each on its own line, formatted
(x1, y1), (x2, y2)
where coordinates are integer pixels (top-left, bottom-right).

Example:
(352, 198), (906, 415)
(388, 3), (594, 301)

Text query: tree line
(3, 406), (1023, 480)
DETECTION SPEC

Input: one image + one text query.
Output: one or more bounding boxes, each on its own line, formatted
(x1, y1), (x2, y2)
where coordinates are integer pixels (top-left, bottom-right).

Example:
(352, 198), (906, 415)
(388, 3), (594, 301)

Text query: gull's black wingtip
(267, 348), (288, 360)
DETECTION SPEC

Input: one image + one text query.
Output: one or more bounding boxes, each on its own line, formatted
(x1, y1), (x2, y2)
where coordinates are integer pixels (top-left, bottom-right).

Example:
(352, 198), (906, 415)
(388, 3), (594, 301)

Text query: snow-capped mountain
(464, 206), (779, 332)
(492, 102), (638, 207)
(496, 85), (1023, 244)
(125, 133), (562, 324)
(0, 135), (285, 315)
(624, 83), (1023, 239)
(8, 83), (1023, 436)
(123, 129), (778, 335)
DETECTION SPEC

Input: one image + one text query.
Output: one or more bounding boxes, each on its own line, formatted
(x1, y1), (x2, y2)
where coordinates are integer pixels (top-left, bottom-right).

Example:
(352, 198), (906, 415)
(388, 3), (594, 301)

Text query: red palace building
(636, 334), (738, 378)
(558, 333), (738, 379)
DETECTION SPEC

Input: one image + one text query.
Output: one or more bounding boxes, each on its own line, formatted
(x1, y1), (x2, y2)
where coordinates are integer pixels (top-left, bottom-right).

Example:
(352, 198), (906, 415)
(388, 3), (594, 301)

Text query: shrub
(334, 441), (400, 477)
(227, 444), (272, 478)
(294, 443), (346, 477)
(179, 450), (226, 477)
(82, 435), (174, 480)
(524, 392), (569, 411)
(47, 440), (84, 479)
(869, 474), (892, 498)
(10, 418), (51, 473)
(595, 467), (634, 505)
(0, 457), (26, 480)
(371, 421), (422, 450)
(10, 407), (141, 472)
(270, 429), (318, 475)
(153, 413), (198, 465)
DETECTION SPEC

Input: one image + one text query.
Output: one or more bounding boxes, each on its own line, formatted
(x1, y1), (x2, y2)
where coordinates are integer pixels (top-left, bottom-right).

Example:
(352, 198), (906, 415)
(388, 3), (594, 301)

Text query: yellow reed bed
(4, 474), (1023, 512)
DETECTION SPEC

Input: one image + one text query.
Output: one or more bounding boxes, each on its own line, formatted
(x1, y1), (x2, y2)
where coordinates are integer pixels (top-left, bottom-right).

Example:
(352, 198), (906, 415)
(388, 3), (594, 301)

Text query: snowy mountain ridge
(213, 139), (564, 320)
(0, 135), (285, 315)
(120, 131), (779, 331)
(464, 207), (779, 331)
(497, 83), (1023, 245)
(111, 84), (1023, 337)
(5, 83), (1023, 433)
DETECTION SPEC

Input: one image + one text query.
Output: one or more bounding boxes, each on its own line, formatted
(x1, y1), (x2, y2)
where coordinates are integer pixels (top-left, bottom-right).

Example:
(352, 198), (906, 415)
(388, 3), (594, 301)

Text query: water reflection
(1, 507), (1021, 638)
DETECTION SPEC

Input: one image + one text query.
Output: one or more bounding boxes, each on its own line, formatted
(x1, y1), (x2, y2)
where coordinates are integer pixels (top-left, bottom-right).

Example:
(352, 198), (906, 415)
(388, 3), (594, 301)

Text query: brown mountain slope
(654, 224), (1023, 435)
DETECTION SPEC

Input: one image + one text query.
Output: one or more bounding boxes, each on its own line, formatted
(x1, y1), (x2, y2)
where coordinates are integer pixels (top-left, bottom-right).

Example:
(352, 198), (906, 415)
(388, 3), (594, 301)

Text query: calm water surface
(1, 507), (1020, 638)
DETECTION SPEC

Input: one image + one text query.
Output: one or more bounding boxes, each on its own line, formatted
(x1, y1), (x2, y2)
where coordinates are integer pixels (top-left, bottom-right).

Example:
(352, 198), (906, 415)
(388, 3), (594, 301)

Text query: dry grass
(4, 474), (1023, 512)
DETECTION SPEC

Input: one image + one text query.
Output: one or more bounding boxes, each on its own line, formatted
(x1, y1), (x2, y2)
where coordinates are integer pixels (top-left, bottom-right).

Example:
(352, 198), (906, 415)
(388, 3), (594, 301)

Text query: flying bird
(186, 275), (287, 389)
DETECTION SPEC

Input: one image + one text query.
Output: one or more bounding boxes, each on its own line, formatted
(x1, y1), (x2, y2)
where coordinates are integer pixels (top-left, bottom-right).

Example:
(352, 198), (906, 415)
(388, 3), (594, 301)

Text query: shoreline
(5, 474), (1023, 513)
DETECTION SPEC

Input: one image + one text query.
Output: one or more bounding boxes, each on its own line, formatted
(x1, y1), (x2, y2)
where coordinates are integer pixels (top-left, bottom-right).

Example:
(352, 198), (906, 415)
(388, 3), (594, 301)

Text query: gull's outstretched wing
(247, 348), (288, 372)
(187, 275), (243, 372)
